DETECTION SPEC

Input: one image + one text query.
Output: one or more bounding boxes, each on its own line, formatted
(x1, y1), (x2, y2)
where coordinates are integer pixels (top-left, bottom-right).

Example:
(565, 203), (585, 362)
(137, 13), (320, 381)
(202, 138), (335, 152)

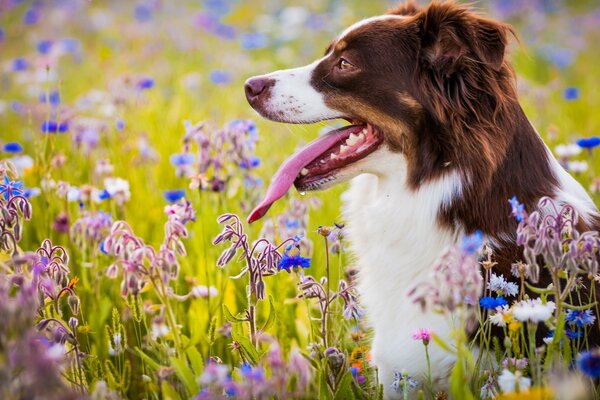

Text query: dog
(243, 1), (599, 397)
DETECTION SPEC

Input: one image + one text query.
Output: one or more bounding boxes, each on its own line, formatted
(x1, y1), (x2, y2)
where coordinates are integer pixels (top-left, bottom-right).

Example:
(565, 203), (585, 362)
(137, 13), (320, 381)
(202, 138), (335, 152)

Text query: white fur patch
(258, 57), (341, 123)
(342, 148), (463, 399)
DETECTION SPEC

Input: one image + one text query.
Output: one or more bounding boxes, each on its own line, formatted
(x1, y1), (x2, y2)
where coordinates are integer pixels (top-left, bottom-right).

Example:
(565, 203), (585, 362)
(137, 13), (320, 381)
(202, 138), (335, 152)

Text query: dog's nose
(244, 77), (271, 104)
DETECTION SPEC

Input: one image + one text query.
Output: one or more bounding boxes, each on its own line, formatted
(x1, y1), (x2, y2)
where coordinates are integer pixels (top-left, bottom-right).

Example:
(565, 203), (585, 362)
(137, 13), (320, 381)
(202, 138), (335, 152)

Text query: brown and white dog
(244, 1), (599, 397)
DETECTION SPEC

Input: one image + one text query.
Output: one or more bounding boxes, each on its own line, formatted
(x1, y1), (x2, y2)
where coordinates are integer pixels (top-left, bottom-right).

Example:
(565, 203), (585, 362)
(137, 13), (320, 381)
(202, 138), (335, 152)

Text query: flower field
(1, 1), (600, 399)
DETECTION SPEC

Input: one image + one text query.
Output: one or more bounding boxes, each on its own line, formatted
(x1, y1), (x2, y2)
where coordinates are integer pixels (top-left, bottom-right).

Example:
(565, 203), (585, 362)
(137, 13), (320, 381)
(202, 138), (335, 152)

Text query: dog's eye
(336, 58), (354, 71)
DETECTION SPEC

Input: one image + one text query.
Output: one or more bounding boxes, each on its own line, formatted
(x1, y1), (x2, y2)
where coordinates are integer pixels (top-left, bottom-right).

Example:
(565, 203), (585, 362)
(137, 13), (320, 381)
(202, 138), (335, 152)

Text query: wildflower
(41, 120), (69, 133)
(497, 369), (531, 393)
(576, 136), (600, 150)
(497, 387), (553, 400)
(134, 4), (153, 22)
(169, 153), (195, 166)
(512, 298), (555, 323)
(509, 196), (525, 222)
(502, 357), (528, 371)
(390, 370), (418, 393)
(103, 177), (130, 205)
(577, 349), (600, 379)
(488, 273), (518, 297)
(461, 230), (483, 255)
(490, 305), (513, 327)
(12, 58), (28, 71)
(566, 309), (596, 328)
(567, 160), (589, 173)
(480, 296), (508, 310)
(412, 328), (432, 345)
(241, 32), (268, 49)
(566, 328), (583, 339)
(137, 77), (154, 90)
(239, 156), (260, 169)
(37, 40), (53, 54)
(564, 87), (580, 100)
(209, 70), (232, 85)
(191, 285), (218, 299)
(278, 253), (310, 270)
(0, 176), (24, 200)
(24, 8), (39, 25)
(554, 143), (581, 159)
(163, 189), (186, 203)
(2, 142), (23, 153)
(116, 120), (125, 131)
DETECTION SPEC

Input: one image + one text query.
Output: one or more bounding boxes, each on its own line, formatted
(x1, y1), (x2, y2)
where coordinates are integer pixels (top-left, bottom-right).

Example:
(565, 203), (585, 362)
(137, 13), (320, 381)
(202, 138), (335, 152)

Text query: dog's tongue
(247, 126), (357, 224)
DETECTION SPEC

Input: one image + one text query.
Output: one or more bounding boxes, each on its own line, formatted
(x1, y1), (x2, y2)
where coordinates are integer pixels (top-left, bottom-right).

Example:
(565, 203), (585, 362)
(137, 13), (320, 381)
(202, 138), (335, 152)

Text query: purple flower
(60, 38), (79, 53)
(134, 4), (153, 22)
(12, 58), (28, 71)
(3, 142), (23, 153)
(0, 176), (24, 200)
(564, 87), (580, 101)
(41, 120), (69, 133)
(163, 189), (186, 203)
(116, 120), (125, 131)
(37, 40), (53, 54)
(239, 156), (260, 169)
(278, 253), (310, 270)
(39, 90), (60, 106)
(24, 8), (39, 25)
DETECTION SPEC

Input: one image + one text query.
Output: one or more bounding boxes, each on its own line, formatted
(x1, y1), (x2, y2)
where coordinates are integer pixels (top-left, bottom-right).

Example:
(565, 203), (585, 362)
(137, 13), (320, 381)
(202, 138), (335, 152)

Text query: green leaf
(318, 368), (332, 399)
(223, 304), (247, 323)
(431, 333), (455, 354)
(334, 371), (355, 400)
(170, 355), (199, 395)
(134, 347), (162, 371)
(185, 345), (204, 375)
(260, 295), (277, 333)
(161, 380), (182, 400)
(231, 329), (259, 365)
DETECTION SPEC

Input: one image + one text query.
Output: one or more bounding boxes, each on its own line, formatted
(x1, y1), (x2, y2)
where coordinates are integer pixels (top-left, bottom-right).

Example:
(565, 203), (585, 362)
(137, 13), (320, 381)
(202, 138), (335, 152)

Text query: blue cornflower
(60, 38), (79, 53)
(98, 189), (111, 200)
(169, 153), (195, 166)
(214, 24), (236, 40)
(3, 142), (23, 153)
(509, 195), (525, 222)
(163, 189), (186, 203)
(134, 4), (153, 22)
(0, 176), (25, 200)
(239, 156), (260, 169)
(461, 230), (483, 255)
(576, 137), (600, 150)
(239, 363), (264, 381)
(37, 40), (53, 54)
(209, 70), (232, 85)
(0, 28), (4, 42)
(41, 120), (68, 133)
(479, 295), (508, 310)
(12, 58), (28, 71)
(564, 87), (580, 101)
(240, 32), (268, 50)
(278, 253), (311, 271)
(577, 350), (600, 379)
(137, 77), (154, 90)
(116, 120), (125, 131)
(350, 366), (360, 378)
(566, 328), (583, 339)
(566, 309), (596, 328)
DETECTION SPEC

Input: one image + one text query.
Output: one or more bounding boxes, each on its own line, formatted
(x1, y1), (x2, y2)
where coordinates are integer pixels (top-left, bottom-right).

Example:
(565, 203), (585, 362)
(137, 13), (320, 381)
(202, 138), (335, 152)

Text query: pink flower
(412, 328), (432, 344)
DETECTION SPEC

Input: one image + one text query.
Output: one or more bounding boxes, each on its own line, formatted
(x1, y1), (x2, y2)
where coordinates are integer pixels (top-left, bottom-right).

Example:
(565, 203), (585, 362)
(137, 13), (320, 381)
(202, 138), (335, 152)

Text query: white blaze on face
(257, 15), (407, 124)
(259, 57), (341, 123)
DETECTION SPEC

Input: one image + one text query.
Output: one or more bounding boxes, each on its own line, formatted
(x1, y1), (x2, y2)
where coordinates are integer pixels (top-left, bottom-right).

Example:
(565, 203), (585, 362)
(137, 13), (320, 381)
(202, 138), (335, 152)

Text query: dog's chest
(341, 172), (462, 386)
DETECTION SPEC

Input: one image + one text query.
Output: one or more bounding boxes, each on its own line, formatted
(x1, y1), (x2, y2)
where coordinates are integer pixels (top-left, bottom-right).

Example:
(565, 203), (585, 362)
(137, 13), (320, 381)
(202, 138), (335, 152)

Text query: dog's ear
(388, 1), (422, 16)
(418, 2), (513, 73)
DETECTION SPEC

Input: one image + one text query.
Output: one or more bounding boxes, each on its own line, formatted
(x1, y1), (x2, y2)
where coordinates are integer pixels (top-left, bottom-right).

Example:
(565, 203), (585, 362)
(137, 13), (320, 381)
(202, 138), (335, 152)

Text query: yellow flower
(498, 387), (553, 400)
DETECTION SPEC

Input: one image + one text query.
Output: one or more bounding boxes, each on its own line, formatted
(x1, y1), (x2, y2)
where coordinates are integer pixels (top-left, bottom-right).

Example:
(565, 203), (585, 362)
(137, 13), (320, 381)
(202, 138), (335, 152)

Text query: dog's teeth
(320, 159), (326, 164)
(358, 133), (366, 140)
(361, 128), (368, 134)
(330, 153), (337, 159)
(346, 133), (360, 146)
(300, 168), (309, 176)
(340, 145), (349, 153)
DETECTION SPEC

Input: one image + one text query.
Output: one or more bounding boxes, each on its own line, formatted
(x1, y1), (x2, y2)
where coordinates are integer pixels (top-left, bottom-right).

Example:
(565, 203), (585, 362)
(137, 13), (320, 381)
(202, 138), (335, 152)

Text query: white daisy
(512, 298), (555, 322)
(498, 369), (531, 393)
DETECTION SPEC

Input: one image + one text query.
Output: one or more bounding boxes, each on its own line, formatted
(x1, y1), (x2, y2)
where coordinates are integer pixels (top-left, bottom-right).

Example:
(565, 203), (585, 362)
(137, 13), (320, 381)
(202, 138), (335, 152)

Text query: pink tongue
(248, 125), (362, 223)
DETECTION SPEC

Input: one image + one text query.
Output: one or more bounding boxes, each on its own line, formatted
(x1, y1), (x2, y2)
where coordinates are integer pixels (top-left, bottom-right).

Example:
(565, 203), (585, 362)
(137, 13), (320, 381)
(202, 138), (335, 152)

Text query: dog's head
(245, 1), (517, 223)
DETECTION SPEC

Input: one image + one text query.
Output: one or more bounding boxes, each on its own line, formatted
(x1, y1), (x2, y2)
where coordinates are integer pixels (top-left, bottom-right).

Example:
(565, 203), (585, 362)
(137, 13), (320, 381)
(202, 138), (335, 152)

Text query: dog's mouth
(248, 121), (383, 223)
